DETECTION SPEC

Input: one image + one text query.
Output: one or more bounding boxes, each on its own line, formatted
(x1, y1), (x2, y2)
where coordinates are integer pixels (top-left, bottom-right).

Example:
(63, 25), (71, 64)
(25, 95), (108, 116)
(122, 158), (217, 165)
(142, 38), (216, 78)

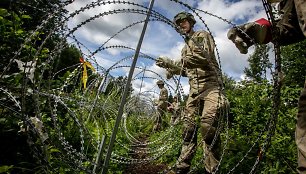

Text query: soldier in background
(227, 0), (306, 172)
(168, 95), (181, 125)
(156, 12), (229, 174)
(153, 80), (168, 131)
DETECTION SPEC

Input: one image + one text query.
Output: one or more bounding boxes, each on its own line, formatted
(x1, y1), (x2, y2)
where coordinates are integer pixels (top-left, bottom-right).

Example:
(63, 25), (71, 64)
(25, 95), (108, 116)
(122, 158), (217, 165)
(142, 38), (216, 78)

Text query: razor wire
(0, 0), (286, 173)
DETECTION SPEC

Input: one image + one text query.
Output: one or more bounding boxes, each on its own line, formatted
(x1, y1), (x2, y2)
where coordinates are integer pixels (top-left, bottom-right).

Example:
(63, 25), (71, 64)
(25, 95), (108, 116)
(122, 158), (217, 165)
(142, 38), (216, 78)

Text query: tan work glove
(156, 56), (172, 68)
(156, 57), (174, 79)
(166, 71), (173, 79)
(227, 18), (272, 54)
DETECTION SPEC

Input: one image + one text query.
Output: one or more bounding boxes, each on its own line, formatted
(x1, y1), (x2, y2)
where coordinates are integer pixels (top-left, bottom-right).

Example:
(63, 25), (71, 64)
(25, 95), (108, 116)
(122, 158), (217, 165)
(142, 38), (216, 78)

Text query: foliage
(0, 1), (305, 174)
(0, 3), (86, 173)
(0, 165), (13, 174)
(218, 79), (299, 173)
(104, 76), (134, 98)
(53, 45), (82, 78)
(0, 8), (31, 71)
(281, 39), (306, 88)
(148, 113), (181, 164)
(244, 44), (272, 82)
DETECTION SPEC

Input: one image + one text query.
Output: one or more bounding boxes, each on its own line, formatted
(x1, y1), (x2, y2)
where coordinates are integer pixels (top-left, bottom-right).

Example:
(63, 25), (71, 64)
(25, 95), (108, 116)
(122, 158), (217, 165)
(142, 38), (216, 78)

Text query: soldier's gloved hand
(227, 18), (272, 54)
(157, 103), (162, 109)
(166, 71), (173, 79)
(156, 56), (170, 68)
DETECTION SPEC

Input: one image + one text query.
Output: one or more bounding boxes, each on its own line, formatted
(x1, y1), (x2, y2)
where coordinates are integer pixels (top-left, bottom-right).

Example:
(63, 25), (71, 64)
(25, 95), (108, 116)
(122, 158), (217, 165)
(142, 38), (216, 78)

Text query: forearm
(167, 60), (184, 75)
(276, 19), (305, 45)
(260, 18), (304, 46)
(263, 0), (305, 45)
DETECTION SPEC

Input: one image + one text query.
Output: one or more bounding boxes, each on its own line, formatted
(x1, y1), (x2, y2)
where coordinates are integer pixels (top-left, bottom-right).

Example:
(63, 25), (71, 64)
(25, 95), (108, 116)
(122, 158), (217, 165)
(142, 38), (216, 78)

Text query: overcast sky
(65, 0), (272, 98)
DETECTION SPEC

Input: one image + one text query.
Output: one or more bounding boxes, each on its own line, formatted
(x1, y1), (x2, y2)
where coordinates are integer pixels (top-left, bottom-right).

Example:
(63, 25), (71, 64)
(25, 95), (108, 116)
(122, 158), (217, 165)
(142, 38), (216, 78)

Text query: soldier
(227, 0), (306, 173)
(168, 95), (181, 125)
(153, 80), (168, 131)
(156, 12), (229, 174)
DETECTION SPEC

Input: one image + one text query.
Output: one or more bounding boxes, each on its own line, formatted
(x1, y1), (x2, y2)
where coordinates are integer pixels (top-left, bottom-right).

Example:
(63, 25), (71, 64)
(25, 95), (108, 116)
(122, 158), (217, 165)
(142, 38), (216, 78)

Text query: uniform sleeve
(276, 0), (306, 45)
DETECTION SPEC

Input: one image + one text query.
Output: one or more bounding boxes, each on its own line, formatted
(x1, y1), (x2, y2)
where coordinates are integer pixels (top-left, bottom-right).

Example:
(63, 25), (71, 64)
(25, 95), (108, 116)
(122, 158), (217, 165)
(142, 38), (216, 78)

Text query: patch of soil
(124, 135), (168, 174)
(124, 163), (167, 174)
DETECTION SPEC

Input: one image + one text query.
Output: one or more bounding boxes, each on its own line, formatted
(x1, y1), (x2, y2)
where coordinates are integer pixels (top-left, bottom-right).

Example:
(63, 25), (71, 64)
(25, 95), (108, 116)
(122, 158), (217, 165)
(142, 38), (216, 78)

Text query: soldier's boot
(175, 162), (190, 174)
(166, 170), (176, 174)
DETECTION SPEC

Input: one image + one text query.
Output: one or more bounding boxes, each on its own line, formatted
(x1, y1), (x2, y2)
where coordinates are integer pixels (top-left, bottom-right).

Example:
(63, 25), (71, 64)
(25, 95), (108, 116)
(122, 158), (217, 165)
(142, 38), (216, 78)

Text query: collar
(184, 30), (195, 41)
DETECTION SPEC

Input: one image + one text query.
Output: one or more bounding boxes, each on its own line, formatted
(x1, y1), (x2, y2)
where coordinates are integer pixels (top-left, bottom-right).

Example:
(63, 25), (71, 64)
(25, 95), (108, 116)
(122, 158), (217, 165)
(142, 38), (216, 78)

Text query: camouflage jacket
(158, 87), (168, 108)
(167, 30), (222, 94)
(294, 0), (306, 37)
(276, 0), (306, 45)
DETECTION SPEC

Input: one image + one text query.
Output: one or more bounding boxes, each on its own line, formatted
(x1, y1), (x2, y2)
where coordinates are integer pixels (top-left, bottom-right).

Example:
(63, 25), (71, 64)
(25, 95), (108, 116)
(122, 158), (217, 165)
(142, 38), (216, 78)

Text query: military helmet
(156, 80), (164, 85)
(173, 11), (196, 26)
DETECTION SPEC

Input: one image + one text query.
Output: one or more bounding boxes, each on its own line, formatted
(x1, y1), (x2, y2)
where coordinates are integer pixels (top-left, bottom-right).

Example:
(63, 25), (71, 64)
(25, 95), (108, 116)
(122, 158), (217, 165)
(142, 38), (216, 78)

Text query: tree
(244, 44), (272, 82)
(0, 2), (82, 173)
(104, 76), (134, 98)
(0, 0), (65, 72)
(221, 78), (298, 173)
(281, 39), (306, 88)
(222, 73), (236, 91)
(53, 44), (82, 78)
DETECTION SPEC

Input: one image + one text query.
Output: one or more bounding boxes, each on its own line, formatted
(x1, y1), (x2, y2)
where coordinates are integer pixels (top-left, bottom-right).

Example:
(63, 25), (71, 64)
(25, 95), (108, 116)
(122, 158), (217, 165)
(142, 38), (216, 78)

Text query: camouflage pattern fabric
(158, 87), (168, 109)
(177, 88), (228, 173)
(166, 31), (222, 94)
(154, 87), (168, 131)
(161, 30), (228, 173)
(276, 0), (306, 45)
(297, 80), (306, 173)
(275, 0), (306, 173)
(169, 100), (180, 124)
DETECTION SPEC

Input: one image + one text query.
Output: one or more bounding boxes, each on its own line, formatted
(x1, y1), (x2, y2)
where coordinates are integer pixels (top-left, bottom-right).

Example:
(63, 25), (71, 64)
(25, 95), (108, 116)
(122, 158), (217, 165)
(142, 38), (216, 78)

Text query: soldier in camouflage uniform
(154, 80), (168, 131)
(227, 0), (306, 173)
(168, 95), (181, 125)
(156, 12), (229, 174)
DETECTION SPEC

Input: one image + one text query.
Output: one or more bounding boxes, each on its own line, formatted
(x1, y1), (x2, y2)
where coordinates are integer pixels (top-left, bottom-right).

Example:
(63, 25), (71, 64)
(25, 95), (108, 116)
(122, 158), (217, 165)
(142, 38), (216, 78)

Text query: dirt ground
(124, 162), (168, 174)
(123, 136), (168, 174)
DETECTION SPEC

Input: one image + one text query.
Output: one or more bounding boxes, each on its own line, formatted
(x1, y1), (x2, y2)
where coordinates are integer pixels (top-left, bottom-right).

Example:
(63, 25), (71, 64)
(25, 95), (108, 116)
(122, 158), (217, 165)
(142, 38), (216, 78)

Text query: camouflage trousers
(296, 80), (306, 174)
(170, 110), (180, 125)
(176, 88), (229, 173)
(154, 106), (166, 131)
(276, 0), (306, 173)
